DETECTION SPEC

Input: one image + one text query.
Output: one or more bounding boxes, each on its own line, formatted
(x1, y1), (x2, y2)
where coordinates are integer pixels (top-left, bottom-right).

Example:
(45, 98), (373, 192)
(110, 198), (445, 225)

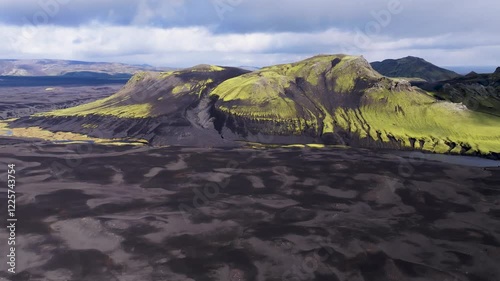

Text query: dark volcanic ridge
(10, 65), (251, 146)
(371, 56), (461, 82)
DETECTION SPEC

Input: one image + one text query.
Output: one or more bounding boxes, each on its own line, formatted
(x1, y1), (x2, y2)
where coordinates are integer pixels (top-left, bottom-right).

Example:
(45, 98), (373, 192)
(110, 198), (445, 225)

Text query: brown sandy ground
(0, 141), (499, 281)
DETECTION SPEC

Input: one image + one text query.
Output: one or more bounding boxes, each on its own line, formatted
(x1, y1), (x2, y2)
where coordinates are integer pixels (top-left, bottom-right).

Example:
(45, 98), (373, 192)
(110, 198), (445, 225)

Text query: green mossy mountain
(371, 56), (461, 82)
(9, 55), (500, 158)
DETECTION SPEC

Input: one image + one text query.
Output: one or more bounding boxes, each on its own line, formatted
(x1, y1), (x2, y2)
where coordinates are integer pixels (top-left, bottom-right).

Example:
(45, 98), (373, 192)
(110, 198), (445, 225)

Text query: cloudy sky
(1, 0), (499, 68)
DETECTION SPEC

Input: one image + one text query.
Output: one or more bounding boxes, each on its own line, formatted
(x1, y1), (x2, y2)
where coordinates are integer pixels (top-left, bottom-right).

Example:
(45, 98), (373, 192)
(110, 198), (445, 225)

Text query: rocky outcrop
(414, 70), (500, 116)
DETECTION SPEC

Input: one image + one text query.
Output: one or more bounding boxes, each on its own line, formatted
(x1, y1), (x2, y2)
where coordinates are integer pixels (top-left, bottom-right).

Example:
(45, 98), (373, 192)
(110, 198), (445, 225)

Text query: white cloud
(1, 23), (499, 67)
(0, 0), (499, 68)
(131, 0), (185, 25)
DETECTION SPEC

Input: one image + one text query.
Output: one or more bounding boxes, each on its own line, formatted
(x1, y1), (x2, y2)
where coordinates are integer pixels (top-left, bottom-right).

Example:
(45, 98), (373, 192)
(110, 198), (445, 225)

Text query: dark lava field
(0, 140), (499, 281)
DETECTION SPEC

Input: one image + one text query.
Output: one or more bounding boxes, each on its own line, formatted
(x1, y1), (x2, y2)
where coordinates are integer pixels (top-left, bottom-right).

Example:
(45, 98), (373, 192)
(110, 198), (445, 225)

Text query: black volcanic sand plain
(0, 81), (125, 120)
(1, 141), (499, 281)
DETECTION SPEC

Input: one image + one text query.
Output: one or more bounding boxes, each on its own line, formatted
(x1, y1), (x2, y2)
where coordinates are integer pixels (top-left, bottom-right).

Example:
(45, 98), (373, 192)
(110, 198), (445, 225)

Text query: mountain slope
(371, 56), (461, 82)
(210, 55), (500, 155)
(7, 55), (500, 157)
(0, 59), (170, 77)
(413, 68), (500, 116)
(8, 65), (249, 146)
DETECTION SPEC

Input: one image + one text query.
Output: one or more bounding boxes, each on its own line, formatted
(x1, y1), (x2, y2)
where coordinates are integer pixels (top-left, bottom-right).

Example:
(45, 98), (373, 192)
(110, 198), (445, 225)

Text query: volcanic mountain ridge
(7, 54), (500, 158)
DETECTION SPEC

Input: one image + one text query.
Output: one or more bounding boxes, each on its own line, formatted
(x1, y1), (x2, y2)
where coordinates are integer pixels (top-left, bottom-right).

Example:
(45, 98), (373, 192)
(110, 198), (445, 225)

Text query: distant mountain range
(443, 66), (499, 75)
(7, 54), (500, 158)
(371, 56), (461, 82)
(0, 59), (172, 77)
